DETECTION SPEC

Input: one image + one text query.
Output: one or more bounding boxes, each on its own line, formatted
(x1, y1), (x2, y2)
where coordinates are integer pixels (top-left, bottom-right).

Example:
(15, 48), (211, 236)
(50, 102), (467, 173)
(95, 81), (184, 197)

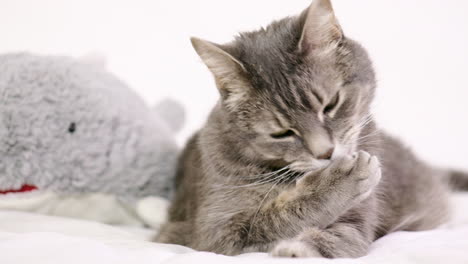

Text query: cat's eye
(323, 92), (340, 114)
(270, 129), (295, 139)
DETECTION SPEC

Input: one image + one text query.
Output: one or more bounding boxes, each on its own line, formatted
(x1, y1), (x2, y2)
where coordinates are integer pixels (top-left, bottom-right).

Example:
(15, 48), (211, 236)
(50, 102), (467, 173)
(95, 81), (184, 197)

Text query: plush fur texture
(156, 0), (466, 258)
(0, 53), (182, 201)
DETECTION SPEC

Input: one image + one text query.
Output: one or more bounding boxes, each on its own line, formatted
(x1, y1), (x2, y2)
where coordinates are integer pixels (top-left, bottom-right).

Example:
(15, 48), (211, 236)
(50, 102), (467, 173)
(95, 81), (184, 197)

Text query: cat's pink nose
(317, 147), (334, 160)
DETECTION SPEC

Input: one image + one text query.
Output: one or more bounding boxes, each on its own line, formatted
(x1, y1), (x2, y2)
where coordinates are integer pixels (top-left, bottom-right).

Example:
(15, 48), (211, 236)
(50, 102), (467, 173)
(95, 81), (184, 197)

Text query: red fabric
(0, 184), (38, 194)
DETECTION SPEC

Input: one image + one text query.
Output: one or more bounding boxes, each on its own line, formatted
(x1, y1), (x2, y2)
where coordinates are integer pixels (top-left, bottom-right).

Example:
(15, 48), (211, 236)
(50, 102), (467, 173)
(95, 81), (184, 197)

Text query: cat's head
(193, 0), (376, 173)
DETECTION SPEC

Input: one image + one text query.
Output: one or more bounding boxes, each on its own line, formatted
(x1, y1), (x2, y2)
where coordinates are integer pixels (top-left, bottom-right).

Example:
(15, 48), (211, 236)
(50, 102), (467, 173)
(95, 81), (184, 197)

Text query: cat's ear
(191, 37), (246, 81)
(191, 37), (248, 107)
(298, 0), (343, 55)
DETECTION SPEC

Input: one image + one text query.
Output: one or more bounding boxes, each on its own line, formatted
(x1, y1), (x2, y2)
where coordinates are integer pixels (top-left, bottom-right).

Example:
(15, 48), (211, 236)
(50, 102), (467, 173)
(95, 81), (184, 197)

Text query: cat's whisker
(221, 167), (293, 189)
(357, 136), (383, 144)
(342, 122), (368, 143)
(359, 133), (381, 141)
(355, 115), (374, 131)
(223, 167), (286, 185)
(356, 130), (381, 139)
(246, 171), (291, 243)
(239, 166), (291, 180)
(360, 115), (373, 127)
(341, 117), (379, 144)
(359, 139), (383, 146)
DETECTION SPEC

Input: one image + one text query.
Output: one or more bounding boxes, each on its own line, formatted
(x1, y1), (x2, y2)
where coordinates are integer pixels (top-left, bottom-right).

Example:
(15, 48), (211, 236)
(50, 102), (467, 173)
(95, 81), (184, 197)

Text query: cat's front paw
(271, 240), (322, 258)
(328, 151), (381, 203)
(298, 151), (381, 206)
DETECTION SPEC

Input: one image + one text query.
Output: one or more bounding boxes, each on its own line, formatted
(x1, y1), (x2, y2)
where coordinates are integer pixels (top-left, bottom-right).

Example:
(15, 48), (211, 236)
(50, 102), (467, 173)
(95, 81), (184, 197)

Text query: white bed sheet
(1, 193), (468, 264)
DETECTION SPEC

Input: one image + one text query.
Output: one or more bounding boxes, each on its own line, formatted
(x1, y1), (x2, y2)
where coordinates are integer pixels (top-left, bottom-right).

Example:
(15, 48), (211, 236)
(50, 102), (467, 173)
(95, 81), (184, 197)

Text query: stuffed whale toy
(0, 53), (183, 228)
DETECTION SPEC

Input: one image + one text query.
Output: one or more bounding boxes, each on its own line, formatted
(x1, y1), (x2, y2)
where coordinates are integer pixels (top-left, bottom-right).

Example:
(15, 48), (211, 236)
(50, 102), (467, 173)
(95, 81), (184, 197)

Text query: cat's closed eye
(323, 92), (340, 115)
(270, 129), (295, 139)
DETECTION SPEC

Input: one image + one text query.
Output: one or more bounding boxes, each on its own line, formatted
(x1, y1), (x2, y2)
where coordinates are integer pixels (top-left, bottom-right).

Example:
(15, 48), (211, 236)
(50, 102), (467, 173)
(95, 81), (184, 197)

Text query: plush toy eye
(270, 129), (295, 139)
(68, 122), (76, 133)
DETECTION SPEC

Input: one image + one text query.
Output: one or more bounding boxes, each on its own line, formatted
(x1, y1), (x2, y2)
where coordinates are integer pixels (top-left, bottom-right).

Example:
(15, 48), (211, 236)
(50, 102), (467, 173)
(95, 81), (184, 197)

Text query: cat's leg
(197, 151), (381, 255)
(155, 221), (192, 246)
(271, 221), (374, 258)
(250, 151), (381, 235)
(267, 153), (380, 258)
(291, 151), (381, 228)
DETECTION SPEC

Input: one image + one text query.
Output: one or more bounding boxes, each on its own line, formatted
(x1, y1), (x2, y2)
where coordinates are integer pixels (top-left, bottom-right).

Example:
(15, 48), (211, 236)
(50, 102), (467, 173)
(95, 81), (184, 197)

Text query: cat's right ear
(298, 0), (343, 56)
(191, 37), (245, 76)
(191, 37), (248, 104)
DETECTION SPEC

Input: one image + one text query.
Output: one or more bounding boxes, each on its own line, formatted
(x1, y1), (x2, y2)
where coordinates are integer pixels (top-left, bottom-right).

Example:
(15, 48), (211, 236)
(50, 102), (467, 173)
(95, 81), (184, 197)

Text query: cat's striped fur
(156, 0), (463, 258)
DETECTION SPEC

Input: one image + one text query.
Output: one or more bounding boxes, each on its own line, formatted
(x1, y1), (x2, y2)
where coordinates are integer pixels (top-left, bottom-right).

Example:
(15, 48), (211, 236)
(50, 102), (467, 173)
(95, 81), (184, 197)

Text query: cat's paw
(298, 151), (381, 205)
(330, 151), (382, 203)
(271, 240), (322, 258)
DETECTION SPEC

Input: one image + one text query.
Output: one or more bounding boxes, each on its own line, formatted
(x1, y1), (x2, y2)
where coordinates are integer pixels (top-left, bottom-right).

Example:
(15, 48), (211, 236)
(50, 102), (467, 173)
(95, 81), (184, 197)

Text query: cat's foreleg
(194, 151), (381, 255)
(271, 221), (374, 258)
(155, 221), (192, 246)
(246, 151), (381, 244)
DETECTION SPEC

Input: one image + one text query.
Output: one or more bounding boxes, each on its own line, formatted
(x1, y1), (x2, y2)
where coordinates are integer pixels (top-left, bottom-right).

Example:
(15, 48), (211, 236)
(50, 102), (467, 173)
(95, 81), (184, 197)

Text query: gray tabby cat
(156, 0), (468, 258)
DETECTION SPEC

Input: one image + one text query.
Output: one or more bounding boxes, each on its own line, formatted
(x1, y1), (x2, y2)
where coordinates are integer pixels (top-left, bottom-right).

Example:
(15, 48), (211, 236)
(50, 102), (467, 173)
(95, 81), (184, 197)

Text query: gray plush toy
(0, 53), (183, 228)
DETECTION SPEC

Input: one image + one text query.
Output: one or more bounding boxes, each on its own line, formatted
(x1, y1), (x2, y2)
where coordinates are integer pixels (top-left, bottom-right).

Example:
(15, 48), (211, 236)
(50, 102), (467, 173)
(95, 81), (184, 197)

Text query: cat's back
(375, 132), (450, 234)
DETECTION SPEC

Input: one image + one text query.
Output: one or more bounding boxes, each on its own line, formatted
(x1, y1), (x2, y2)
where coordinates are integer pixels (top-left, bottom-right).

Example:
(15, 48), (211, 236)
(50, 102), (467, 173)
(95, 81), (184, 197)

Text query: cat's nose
(317, 147), (334, 160)
(303, 129), (335, 160)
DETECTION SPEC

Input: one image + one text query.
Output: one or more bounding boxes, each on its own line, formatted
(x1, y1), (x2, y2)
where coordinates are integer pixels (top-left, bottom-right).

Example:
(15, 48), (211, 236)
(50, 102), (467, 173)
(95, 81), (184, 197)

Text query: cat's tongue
(0, 184), (38, 195)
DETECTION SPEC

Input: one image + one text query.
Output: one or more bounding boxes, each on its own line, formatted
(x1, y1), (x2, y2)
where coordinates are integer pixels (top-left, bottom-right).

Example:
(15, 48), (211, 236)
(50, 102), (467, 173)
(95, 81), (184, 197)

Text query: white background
(1, 0), (467, 170)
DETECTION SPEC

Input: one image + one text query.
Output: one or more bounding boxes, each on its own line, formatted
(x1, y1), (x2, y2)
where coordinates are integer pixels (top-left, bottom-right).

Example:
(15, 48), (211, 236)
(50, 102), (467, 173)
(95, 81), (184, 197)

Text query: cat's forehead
(227, 17), (342, 103)
(229, 17), (302, 80)
(222, 15), (374, 117)
(234, 56), (340, 118)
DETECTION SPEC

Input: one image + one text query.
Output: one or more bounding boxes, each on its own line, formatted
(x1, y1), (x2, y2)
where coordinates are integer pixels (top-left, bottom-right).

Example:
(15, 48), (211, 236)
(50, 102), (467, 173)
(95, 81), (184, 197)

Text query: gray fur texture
(0, 53), (182, 200)
(156, 0), (465, 258)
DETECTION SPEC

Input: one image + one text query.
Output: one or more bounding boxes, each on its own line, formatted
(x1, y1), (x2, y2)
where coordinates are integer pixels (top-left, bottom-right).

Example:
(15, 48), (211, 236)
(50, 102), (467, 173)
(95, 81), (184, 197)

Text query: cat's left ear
(299, 0), (343, 55)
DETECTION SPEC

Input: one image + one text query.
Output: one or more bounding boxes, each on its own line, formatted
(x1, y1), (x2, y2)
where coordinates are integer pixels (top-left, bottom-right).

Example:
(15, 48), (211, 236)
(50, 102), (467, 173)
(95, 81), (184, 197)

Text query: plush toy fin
(79, 52), (107, 69)
(136, 196), (170, 230)
(154, 99), (185, 133)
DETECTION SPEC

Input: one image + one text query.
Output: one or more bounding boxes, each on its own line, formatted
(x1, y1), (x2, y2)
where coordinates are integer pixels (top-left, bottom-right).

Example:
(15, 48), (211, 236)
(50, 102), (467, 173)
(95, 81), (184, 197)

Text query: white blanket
(1, 193), (468, 264)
